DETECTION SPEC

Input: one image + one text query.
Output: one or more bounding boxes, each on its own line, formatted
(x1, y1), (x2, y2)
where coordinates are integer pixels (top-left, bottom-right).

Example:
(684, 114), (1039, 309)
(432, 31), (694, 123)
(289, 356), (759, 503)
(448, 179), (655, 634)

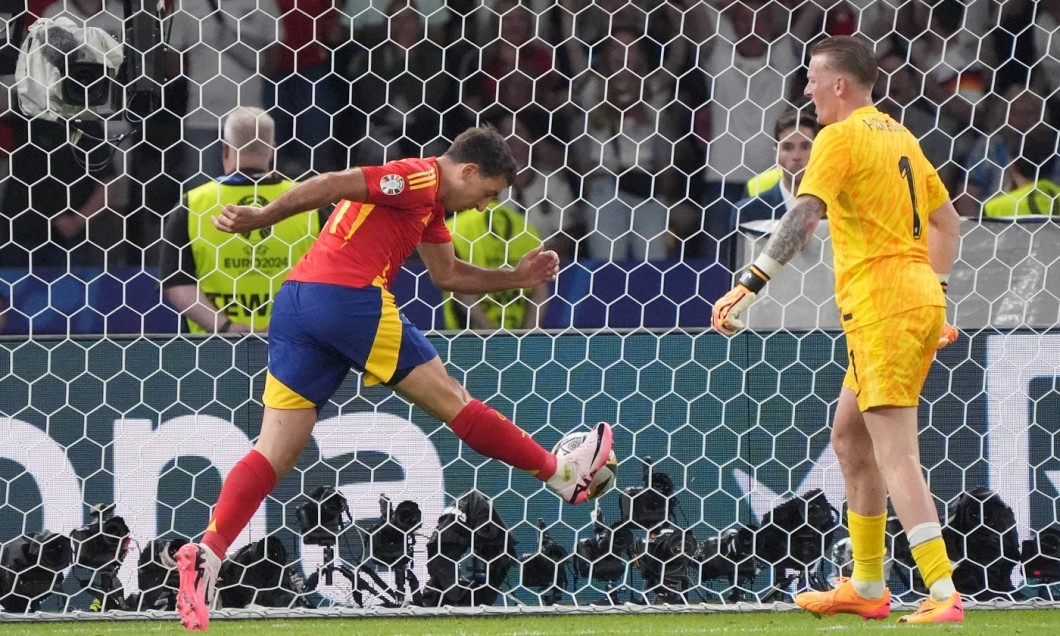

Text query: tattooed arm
(763, 195), (826, 264)
(711, 194), (826, 335)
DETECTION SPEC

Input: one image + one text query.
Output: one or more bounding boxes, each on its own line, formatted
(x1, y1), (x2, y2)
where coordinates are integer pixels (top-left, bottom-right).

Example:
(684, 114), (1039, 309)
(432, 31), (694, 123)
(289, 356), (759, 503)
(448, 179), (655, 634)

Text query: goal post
(1, 0), (1059, 620)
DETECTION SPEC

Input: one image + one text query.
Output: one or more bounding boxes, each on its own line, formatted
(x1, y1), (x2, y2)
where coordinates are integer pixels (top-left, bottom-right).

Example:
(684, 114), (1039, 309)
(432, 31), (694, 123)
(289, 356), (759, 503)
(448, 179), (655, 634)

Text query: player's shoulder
(377, 156), (438, 177)
(811, 121), (851, 152)
(366, 157), (439, 200)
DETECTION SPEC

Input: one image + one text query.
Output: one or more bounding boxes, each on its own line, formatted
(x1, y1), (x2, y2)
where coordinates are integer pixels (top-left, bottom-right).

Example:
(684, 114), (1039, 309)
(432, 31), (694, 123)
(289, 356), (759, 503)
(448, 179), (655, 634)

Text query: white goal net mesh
(1, 0), (1060, 619)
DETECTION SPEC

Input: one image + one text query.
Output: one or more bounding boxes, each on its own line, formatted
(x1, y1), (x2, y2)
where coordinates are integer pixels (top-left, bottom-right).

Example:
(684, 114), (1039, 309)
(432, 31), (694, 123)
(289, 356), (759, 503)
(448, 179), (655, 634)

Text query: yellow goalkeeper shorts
(842, 305), (944, 411)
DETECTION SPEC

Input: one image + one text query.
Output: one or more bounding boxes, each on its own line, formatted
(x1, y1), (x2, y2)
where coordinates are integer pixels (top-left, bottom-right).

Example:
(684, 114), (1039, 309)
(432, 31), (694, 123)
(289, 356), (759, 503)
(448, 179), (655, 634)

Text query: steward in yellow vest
(159, 107), (321, 333)
(983, 130), (1060, 219)
(443, 201), (548, 331)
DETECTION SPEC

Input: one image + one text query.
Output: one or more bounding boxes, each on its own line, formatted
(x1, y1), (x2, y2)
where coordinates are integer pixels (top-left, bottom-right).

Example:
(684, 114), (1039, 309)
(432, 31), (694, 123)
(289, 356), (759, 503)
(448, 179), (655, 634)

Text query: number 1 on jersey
(898, 156), (922, 239)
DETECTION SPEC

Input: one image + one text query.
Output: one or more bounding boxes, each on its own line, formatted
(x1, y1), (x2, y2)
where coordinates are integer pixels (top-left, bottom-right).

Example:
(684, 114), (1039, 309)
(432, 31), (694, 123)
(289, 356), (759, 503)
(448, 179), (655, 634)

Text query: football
(552, 430), (618, 500)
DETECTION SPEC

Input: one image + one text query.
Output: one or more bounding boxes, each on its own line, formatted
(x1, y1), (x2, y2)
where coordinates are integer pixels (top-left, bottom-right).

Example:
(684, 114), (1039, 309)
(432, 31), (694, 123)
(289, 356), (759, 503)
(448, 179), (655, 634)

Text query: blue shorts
(263, 281), (438, 409)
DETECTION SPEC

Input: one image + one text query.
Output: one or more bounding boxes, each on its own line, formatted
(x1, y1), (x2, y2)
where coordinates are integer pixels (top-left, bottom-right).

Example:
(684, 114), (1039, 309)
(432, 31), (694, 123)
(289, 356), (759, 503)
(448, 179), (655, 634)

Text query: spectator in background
(444, 201), (549, 331)
(874, 46), (969, 200)
(1028, 0), (1060, 125)
(693, 0), (823, 245)
(0, 123), (127, 269)
(41, 0), (122, 35)
(169, 0), (279, 187)
(158, 107), (321, 334)
(264, 0), (349, 177)
(731, 108), (820, 227)
(494, 111), (581, 261)
(1031, 0), (1060, 97)
(340, 0), (456, 165)
(962, 88), (1055, 217)
(982, 126), (1060, 218)
(907, 0), (992, 156)
(559, 0), (650, 48)
(0, 4), (24, 258)
(569, 30), (677, 261)
(461, 0), (567, 139)
(992, 0), (1038, 94)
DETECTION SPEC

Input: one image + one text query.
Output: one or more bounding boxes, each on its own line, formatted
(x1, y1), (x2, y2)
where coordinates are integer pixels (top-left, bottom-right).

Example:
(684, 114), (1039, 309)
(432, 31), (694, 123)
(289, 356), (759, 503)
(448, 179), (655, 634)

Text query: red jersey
(287, 157), (452, 290)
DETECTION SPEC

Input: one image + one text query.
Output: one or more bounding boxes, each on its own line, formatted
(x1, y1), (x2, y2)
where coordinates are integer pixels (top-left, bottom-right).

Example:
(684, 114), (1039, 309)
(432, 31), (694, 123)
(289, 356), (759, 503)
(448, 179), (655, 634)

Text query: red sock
(201, 449), (277, 559)
(449, 400), (557, 481)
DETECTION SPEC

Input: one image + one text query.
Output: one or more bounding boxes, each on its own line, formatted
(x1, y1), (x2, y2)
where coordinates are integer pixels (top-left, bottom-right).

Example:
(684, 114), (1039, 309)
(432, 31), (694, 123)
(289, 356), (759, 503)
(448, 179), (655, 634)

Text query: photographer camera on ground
(520, 518), (571, 605)
(695, 526), (758, 602)
(0, 531), (73, 613)
(66, 503), (131, 611)
(419, 491), (515, 608)
(364, 495), (422, 601)
(619, 468), (675, 532)
(574, 507), (634, 605)
(754, 489), (839, 601)
(217, 535), (308, 609)
(634, 526), (697, 605)
(296, 485), (412, 608)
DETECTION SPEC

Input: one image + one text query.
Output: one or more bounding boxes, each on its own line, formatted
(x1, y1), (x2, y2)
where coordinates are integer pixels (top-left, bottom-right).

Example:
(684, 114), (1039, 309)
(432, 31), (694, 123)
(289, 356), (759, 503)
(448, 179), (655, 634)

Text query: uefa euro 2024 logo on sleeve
(380, 174), (405, 195)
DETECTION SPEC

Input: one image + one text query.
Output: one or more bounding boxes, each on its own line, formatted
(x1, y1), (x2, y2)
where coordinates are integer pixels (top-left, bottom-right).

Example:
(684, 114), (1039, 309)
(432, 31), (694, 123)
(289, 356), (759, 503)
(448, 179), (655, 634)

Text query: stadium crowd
(0, 0), (1058, 333)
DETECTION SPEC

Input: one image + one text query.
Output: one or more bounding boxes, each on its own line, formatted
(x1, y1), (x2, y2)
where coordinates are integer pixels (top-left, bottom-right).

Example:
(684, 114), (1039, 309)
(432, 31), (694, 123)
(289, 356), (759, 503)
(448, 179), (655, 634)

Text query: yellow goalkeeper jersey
(798, 106), (949, 328)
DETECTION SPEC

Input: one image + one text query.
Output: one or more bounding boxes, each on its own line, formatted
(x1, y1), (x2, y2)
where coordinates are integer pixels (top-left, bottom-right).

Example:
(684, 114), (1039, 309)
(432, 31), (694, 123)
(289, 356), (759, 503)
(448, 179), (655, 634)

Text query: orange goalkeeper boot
(898, 592), (964, 623)
(794, 577), (891, 621)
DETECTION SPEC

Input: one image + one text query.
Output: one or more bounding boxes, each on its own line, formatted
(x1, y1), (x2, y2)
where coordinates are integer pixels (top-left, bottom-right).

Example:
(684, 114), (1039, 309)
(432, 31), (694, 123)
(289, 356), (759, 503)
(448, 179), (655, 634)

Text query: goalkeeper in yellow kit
(712, 36), (963, 623)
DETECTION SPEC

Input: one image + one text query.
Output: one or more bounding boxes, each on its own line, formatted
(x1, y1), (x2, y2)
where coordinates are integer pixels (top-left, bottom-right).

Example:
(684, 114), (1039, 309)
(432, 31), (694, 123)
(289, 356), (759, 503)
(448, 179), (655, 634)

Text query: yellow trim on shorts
(362, 286), (402, 387)
(263, 370), (316, 409)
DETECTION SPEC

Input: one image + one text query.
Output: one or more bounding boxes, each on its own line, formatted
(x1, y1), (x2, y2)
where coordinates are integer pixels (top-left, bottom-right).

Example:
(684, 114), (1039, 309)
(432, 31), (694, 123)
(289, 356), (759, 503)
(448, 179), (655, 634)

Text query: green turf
(0, 610), (1057, 635)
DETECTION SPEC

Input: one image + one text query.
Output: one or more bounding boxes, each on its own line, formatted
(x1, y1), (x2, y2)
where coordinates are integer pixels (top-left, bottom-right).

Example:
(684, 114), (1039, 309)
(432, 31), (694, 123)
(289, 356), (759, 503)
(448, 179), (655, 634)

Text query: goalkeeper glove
(712, 284), (757, 335)
(936, 275), (958, 349)
(937, 323), (958, 350)
(712, 257), (780, 335)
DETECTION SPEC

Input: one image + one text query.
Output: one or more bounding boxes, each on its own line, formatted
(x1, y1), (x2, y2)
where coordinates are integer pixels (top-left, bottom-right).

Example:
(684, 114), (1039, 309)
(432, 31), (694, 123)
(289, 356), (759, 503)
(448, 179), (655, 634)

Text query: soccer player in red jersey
(175, 126), (614, 630)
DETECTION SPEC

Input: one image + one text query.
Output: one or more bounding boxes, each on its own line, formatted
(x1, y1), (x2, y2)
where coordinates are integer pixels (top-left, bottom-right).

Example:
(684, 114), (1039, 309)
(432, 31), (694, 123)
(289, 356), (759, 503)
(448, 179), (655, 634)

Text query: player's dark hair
(445, 125), (518, 185)
(774, 108), (820, 142)
(812, 36), (879, 89)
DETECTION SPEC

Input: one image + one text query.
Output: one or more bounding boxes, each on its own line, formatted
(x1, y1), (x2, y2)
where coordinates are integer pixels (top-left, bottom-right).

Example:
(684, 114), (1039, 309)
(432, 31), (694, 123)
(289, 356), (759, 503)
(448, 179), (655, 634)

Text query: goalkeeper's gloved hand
(713, 257), (780, 336)
(712, 285), (757, 336)
(937, 323), (958, 350)
(936, 276), (958, 349)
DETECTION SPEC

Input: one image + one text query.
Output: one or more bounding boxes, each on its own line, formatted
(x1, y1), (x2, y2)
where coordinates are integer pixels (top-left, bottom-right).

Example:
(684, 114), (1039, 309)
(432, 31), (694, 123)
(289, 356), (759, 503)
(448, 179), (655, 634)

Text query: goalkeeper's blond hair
(222, 107), (276, 166)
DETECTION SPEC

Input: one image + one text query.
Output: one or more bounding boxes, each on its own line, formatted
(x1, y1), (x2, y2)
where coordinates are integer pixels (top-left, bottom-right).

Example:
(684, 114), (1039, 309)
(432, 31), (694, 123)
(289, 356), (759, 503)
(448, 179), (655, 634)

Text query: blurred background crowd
(0, 0), (1058, 333)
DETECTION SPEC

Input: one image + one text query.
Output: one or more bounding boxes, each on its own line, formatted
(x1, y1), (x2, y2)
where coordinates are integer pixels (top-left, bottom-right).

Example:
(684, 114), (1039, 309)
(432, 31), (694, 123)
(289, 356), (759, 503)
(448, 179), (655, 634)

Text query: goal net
(1, 0), (1059, 619)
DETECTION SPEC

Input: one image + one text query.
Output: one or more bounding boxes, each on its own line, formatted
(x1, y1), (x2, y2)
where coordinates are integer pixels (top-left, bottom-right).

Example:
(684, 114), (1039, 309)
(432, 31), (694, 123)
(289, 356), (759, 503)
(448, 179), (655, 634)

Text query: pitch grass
(2, 610), (1060, 635)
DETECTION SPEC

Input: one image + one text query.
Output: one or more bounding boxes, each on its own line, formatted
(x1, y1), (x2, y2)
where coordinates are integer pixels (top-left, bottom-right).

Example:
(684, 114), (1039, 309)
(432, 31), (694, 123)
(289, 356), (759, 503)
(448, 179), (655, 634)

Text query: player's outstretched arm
(212, 168), (369, 234)
(420, 242), (559, 294)
(712, 194), (825, 335)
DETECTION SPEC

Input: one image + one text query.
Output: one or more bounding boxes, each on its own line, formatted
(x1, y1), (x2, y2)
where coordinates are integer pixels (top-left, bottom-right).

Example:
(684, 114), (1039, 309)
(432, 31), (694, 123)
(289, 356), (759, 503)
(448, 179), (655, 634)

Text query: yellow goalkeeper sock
(908, 523), (956, 601)
(849, 510), (888, 599)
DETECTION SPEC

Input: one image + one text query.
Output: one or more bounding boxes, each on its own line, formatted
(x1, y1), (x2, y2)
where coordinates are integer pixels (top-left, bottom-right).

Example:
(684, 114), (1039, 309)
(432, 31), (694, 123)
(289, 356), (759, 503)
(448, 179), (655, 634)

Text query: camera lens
(394, 501), (422, 530)
(63, 62), (112, 107)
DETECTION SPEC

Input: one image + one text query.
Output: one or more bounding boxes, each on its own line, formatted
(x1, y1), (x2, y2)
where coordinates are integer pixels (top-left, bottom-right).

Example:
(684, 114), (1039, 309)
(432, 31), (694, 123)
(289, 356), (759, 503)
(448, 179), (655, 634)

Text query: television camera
(13, 0), (165, 150)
